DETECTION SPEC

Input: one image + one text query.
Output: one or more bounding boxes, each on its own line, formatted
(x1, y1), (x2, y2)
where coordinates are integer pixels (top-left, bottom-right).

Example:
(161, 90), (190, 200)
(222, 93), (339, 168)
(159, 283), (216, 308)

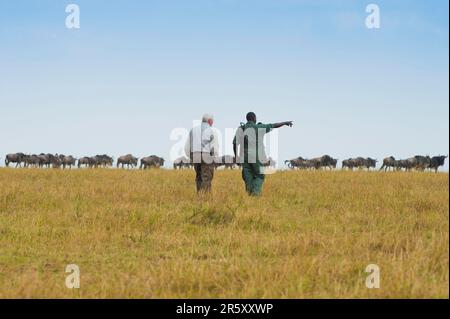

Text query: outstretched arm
(272, 121), (293, 129)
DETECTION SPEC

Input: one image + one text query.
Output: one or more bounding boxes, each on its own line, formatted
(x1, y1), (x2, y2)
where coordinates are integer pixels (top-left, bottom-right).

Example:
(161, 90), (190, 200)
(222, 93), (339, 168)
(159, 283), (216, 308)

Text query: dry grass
(0, 168), (448, 298)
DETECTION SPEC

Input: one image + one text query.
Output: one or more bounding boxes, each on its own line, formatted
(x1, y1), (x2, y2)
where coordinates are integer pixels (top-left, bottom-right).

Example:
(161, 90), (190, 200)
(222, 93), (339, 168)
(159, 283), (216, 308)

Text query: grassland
(0, 168), (448, 298)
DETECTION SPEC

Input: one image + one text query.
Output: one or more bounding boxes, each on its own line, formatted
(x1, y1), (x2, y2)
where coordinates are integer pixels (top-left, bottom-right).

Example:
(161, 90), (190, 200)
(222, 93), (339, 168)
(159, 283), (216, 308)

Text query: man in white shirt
(185, 114), (219, 193)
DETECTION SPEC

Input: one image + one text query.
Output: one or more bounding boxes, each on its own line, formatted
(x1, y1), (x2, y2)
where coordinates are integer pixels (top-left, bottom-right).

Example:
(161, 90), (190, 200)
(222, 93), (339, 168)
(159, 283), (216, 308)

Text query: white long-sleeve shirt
(185, 122), (219, 157)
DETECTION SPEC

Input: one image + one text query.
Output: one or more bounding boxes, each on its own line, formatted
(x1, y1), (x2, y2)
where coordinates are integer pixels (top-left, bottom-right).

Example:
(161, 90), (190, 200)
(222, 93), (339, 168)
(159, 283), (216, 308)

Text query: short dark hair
(246, 112), (256, 122)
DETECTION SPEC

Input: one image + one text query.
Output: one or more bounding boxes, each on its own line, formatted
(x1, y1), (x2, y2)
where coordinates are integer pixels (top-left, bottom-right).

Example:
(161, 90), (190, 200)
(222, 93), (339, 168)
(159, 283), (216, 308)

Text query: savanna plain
(0, 168), (448, 298)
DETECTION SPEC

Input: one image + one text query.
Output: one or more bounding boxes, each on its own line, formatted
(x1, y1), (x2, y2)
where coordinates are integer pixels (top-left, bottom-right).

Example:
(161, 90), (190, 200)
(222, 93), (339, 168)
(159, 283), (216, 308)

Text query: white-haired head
(202, 113), (214, 123)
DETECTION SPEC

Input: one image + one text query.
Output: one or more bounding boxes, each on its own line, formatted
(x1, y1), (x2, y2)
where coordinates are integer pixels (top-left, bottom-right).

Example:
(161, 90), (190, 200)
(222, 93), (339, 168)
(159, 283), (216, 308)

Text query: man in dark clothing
(233, 112), (293, 196)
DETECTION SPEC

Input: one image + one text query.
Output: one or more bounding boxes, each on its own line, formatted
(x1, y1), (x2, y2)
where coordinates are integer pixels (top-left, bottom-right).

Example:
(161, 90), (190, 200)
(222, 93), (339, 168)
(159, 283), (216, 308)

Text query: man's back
(185, 122), (218, 157)
(234, 121), (273, 164)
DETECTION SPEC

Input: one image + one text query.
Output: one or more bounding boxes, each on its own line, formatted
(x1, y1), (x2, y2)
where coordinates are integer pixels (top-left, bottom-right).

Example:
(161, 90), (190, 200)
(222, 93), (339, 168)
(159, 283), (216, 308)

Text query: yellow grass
(0, 168), (448, 298)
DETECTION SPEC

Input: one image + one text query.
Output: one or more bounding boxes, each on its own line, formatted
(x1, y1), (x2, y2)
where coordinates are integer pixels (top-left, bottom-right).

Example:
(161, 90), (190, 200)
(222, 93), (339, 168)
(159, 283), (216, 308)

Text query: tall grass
(0, 168), (448, 298)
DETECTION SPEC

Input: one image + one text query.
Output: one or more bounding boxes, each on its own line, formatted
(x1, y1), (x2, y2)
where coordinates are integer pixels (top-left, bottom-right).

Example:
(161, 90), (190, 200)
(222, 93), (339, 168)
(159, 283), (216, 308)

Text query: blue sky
(0, 0), (448, 169)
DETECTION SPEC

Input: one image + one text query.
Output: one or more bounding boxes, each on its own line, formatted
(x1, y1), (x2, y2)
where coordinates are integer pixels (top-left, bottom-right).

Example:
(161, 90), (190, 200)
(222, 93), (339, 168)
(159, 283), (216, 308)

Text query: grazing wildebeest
(5, 153), (26, 167)
(59, 155), (77, 169)
(140, 155), (164, 169)
(429, 155), (447, 173)
(117, 154), (138, 169)
(379, 156), (397, 171)
(173, 156), (192, 169)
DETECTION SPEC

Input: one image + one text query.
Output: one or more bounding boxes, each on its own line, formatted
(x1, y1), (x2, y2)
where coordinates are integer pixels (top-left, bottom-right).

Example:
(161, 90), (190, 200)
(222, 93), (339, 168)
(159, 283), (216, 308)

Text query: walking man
(233, 112), (293, 196)
(185, 114), (219, 193)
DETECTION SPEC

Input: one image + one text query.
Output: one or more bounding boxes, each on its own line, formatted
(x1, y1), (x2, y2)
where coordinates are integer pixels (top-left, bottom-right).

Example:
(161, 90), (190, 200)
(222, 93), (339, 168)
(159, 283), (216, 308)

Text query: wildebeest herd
(4, 153), (164, 170)
(5, 153), (80, 169)
(3, 153), (276, 170)
(285, 155), (338, 170)
(2, 152), (448, 172)
(285, 154), (447, 172)
(378, 155), (448, 173)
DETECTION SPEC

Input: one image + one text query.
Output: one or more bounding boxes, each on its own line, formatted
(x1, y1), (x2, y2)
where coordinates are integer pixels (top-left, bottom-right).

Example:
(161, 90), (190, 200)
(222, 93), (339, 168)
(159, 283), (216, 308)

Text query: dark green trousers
(241, 162), (265, 196)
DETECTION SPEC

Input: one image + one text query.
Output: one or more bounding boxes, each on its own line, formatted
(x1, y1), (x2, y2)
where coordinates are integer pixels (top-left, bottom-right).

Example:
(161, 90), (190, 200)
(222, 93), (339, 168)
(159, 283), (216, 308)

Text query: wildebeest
(364, 158), (378, 170)
(140, 155), (164, 169)
(285, 158), (300, 169)
(342, 158), (357, 170)
(77, 156), (93, 168)
(285, 157), (310, 169)
(286, 155), (337, 170)
(59, 155), (77, 169)
(379, 156), (397, 171)
(36, 153), (60, 168)
(37, 153), (50, 168)
(310, 155), (337, 170)
(117, 154), (138, 169)
(396, 159), (411, 171)
(357, 157), (377, 170)
(301, 159), (316, 170)
(343, 157), (377, 170)
(262, 157), (276, 168)
(173, 156), (192, 169)
(285, 157), (311, 170)
(328, 157), (338, 170)
(429, 155), (447, 173)
(49, 154), (62, 168)
(5, 153), (26, 167)
(93, 154), (113, 168)
(411, 155), (431, 171)
(394, 155), (431, 172)
(24, 154), (41, 168)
